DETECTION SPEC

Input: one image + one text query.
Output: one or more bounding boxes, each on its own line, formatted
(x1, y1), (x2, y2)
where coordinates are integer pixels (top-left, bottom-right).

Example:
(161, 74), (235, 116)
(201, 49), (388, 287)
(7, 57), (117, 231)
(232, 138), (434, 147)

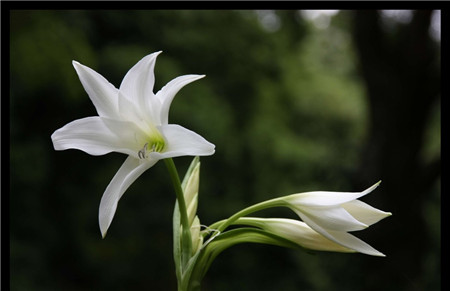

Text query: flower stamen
(138, 138), (166, 159)
(138, 143), (148, 159)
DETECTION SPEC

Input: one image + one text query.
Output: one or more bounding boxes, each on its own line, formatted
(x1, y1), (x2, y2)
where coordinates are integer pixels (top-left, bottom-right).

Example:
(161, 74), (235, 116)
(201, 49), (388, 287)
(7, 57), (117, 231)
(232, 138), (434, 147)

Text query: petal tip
(100, 222), (109, 239)
(100, 219), (111, 239)
(72, 60), (81, 67)
(362, 181), (382, 195)
(146, 50), (163, 60)
(372, 251), (386, 257)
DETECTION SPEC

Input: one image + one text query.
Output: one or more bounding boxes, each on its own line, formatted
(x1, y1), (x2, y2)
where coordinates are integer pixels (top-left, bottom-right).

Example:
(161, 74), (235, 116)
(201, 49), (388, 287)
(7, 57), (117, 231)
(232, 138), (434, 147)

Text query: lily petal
(156, 75), (205, 125)
(100, 117), (151, 158)
(296, 211), (385, 256)
(293, 206), (368, 232)
(240, 218), (355, 253)
(150, 124), (215, 159)
(288, 182), (381, 207)
(99, 156), (156, 237)
(326, 230), (386, 257)
(51, 117), (138, 157)
(119, 52), (162, 124)
(72, 61), (119, 119)
(342, 200), (392, 226)
(117, 91), (148, 126)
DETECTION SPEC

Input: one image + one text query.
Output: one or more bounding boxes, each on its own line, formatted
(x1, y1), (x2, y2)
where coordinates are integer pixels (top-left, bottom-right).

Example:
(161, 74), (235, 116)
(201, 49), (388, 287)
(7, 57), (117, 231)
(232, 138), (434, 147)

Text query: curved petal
(342, 200), (392, 226)
(149, 124), (215, 159)
(241, 218), (355, 253)
(119, 52), (162, 124)
(156, 74), (205, 125)
(99, 156), (156, 237)
(294, 205), (368, 232)
(288, 182), (381, 207)
(51, 117), (137, 157)
(296, 212), (385, 256)
(325, 230), (386, 256)
(72, 61), (119, 119)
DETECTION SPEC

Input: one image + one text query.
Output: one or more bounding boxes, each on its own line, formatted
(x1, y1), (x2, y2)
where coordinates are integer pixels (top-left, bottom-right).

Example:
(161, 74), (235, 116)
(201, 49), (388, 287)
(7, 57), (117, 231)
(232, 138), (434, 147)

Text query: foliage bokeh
(9, 10), (440, 291)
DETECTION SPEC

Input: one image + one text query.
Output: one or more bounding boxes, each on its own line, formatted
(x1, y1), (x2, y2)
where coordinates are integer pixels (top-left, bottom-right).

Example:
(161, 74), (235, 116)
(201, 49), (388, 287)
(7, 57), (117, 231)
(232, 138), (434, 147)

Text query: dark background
(9, 10), (440, 291)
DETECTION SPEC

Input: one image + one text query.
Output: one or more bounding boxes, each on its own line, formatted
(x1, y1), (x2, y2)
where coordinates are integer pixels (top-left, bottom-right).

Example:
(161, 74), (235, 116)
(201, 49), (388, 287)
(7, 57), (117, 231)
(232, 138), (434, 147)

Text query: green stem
(211, 197), (286, 233)
(189, 196), (287, 290)
(165, 158), (193, 269)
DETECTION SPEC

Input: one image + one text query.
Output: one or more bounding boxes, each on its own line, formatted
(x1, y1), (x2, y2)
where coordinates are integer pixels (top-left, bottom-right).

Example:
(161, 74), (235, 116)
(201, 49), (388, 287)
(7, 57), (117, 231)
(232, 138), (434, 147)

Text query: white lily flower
(237, 217), (355, 253)
(283, 181), (391, 256)
(51, 52), (215, 237)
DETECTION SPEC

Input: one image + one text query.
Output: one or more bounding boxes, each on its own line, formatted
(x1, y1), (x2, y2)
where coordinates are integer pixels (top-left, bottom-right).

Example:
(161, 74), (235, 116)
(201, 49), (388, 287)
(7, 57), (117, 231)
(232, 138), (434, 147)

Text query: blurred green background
(9, 10), (440, 291)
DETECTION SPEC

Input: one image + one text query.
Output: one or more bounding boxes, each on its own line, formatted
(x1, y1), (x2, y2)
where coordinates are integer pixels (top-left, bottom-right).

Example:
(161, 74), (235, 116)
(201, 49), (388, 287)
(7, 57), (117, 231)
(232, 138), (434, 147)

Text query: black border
(2, 2), (446, 291)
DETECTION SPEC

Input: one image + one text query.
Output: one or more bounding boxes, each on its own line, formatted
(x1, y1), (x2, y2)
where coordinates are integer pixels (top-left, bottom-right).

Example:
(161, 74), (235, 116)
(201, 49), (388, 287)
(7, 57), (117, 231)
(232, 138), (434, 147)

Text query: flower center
(138, 132), (166, 159)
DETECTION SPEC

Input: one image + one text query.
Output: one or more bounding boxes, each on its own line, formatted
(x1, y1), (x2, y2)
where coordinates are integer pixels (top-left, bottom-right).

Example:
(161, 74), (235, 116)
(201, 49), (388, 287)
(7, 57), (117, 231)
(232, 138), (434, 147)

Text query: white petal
(117, 91), (145, 125)
(149, 124), (215, 159)
(100, 117), (150, 159)
(275, 220), (355, 253)
(243, 218), (355, 253)
(342, 200), (392, 226)
(156, 75), (205, 125)
(51, 117), (138, 157)
(119, 52), (162, 124)
(297, 212), (385, 256)
(288, 182), (381, 207)
(99, 156), (156, 237)
(72, 61), (119, 119)
(294, 206), (368, 232)
(326, 230), (386, 256)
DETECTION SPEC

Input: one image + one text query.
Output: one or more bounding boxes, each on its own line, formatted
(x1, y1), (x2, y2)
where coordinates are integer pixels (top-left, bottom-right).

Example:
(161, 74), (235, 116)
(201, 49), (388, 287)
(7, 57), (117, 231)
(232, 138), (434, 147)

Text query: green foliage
(10, 10), (440, 291)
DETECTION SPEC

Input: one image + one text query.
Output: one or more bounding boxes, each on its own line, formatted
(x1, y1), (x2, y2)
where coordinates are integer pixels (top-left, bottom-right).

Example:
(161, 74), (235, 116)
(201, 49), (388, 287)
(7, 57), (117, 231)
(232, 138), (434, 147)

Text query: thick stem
(165, 158), (193, 269)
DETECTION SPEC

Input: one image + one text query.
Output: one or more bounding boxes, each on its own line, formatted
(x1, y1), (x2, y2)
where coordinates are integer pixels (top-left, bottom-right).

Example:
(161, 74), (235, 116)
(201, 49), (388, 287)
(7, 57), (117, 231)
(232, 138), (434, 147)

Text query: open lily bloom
(51, 52), (215, 237)
(283, 182), (391, 256)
